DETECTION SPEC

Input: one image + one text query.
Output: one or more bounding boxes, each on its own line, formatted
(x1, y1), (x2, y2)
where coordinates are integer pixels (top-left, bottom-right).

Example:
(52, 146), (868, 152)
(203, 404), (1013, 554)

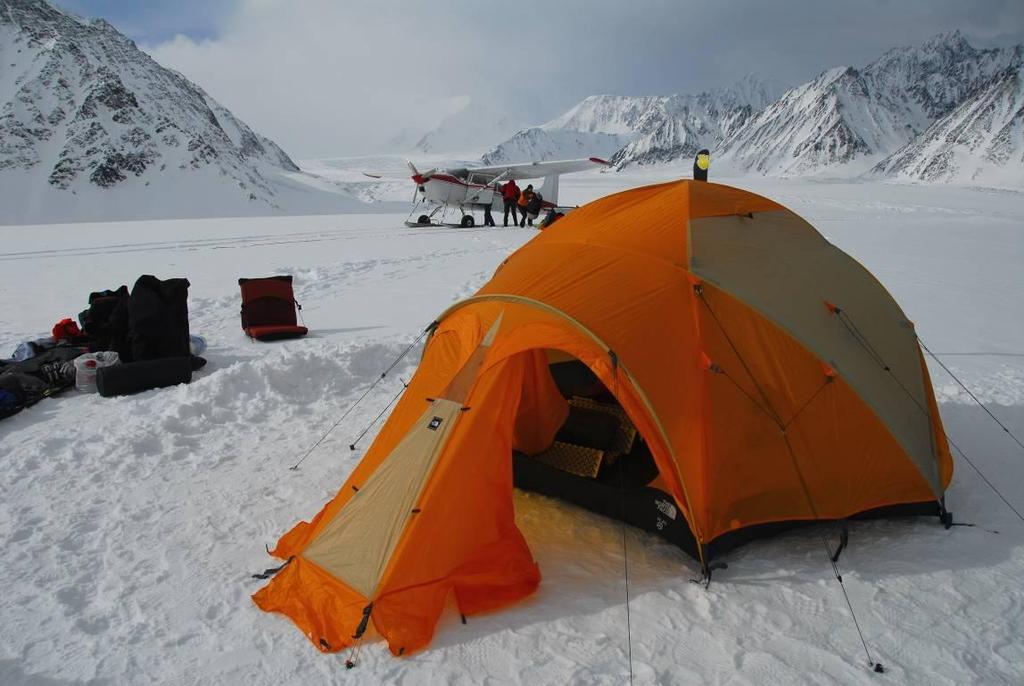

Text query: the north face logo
(655, 498), (677, 520)
(428, 416), (443, 431)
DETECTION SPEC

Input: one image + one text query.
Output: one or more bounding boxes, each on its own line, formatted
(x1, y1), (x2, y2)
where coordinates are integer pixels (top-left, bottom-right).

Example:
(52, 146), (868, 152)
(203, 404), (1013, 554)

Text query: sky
(61, 0), (1024, 159)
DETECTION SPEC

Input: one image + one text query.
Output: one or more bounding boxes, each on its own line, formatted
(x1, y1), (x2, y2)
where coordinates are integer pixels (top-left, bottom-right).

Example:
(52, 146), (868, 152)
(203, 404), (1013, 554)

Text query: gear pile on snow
(1, 274), (206, 419)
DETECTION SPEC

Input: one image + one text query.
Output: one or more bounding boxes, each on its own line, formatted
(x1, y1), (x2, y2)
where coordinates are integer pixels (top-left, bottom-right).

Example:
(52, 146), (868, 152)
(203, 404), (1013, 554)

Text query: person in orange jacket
(501, 179), (520, 226)
(517, 184), (534, 227)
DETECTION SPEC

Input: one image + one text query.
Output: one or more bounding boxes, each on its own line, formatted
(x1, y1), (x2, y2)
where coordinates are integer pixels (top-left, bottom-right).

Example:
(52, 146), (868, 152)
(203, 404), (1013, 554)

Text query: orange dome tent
(253, 179), (953, 657)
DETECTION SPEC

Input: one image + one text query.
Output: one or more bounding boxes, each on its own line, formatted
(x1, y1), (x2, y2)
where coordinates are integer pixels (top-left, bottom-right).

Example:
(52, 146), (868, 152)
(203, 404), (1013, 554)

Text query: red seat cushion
(245, 324), (309, 341)
(239, 276), (308, 341)
(242, 298), (298, 328)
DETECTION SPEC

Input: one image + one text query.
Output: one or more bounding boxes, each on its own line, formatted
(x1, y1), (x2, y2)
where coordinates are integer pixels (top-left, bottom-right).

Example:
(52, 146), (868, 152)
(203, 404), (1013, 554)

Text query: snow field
(1, 172), (1023, 684)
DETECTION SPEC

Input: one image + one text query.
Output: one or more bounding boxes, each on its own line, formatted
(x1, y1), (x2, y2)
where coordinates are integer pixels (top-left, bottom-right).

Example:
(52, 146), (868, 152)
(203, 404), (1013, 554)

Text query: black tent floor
(512, 451), (941, 563)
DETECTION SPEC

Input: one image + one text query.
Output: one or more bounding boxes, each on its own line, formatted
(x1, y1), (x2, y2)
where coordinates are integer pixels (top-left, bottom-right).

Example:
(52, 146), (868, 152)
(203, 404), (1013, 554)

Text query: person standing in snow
(483, 185), (497, 226)
(518, 184), (534, 227)
(501, 179), (520, 227)
(693, 149), (710, 182)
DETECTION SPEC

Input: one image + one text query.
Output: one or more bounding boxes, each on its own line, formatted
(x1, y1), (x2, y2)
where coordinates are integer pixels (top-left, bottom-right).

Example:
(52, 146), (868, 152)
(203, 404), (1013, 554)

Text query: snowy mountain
(414, 97), (531, 156)
(482, 77), (782, 168)
(609, 75), (782, 168)
(0, 0), (363, 223)
(481, 33), (1023, 187)
(480, 121), (631, 167)
(481, 94), (660, 165)
(871, 58), (1024, 186)
(718, 31), (1023, 178)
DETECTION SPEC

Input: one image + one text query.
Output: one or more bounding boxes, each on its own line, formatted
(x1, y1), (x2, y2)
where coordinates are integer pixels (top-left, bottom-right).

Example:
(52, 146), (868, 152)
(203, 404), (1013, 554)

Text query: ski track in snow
(1, 172), (1023, 685)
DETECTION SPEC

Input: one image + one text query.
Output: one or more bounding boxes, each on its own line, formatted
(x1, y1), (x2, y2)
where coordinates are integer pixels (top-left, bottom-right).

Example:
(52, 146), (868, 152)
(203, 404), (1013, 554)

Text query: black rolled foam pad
(96, 357), (193, 397)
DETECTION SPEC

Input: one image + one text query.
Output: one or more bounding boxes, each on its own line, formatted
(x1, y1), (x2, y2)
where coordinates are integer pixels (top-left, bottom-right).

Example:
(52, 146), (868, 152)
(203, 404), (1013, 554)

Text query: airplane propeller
(406, 161), (437, 183)
(407, 161), (437, 203)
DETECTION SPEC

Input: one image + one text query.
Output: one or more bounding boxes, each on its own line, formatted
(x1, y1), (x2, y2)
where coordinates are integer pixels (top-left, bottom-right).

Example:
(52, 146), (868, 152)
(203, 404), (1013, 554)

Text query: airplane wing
(467, 157), (609, 182)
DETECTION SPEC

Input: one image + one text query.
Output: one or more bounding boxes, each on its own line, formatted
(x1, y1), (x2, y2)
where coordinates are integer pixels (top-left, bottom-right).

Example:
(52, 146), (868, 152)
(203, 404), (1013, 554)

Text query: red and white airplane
(402, 157), (608, 227)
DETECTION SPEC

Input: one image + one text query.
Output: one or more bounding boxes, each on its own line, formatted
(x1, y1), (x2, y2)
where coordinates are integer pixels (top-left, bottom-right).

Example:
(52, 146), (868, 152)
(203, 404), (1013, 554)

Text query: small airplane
(398, 157), (609, 228)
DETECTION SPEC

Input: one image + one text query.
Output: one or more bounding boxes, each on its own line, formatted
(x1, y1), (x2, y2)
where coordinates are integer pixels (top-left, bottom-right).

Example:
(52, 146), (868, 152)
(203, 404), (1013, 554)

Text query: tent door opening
(511, 349), (702, 558)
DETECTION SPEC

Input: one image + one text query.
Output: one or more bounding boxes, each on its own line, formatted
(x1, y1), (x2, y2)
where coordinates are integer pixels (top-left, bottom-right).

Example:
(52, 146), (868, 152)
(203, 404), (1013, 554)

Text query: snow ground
(1, 170), (1023, 685)
(0, 163), (398, 227)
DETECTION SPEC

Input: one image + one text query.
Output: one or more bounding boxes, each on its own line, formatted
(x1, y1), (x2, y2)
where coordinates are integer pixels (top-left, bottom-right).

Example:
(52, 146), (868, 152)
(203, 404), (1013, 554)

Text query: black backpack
(79, 286), (131, 356)
(128, 275), (191, 362)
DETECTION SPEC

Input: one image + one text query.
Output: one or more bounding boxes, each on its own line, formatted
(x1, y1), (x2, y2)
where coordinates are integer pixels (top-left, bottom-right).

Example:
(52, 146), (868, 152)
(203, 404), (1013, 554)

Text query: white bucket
(74, 351), (121, 392)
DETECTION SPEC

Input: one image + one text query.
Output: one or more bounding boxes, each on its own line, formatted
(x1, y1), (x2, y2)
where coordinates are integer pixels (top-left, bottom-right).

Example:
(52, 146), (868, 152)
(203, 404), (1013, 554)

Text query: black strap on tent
(831, 523), (849, 564)
(690, 560), (728, 589)
(352, 603), (374, 639)
(287, 322), (435, 470)
(829, 306), (1024, 526)
(936, 497), (999, 532)
(251, 556), (294, 580)
(938, 497), (954, 530)
(344, 603), (374, 669)
(698, 290), (884, 673)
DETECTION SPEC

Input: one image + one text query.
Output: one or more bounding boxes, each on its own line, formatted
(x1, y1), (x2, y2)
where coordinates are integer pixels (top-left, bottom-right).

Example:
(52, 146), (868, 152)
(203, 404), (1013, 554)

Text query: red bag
(52, 317), (83, 340)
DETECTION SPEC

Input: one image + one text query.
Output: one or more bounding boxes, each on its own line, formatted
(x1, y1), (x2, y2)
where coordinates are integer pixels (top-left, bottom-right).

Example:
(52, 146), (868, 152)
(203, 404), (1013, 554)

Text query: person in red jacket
(501, 179), (520, 227)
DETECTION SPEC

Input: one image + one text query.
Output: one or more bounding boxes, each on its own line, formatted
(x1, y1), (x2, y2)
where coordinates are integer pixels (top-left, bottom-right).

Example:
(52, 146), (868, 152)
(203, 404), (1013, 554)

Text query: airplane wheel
(461, 215), (475, 228)
(417, 215), (430, 224)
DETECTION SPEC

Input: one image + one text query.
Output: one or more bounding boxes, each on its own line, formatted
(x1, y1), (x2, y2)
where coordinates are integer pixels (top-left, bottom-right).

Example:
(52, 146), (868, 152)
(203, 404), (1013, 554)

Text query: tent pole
(611, 350), (635, 686)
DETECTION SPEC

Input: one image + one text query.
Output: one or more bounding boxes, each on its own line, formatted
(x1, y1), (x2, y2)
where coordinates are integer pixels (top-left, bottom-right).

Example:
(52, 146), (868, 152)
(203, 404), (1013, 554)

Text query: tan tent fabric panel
(304, 315), (504, 596)
(304, 399), (464, 596)
(688, 210), (941, 494)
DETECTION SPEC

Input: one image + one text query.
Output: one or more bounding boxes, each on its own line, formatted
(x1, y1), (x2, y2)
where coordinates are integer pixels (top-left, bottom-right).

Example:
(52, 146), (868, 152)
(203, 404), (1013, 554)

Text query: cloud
(143, 0), (1024, 159)
(146, 0), (506, 158)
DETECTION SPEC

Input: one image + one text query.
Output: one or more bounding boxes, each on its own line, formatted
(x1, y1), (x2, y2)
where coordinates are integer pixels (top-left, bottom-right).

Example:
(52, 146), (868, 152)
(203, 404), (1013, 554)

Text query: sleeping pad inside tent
(253, 179), (954, 658)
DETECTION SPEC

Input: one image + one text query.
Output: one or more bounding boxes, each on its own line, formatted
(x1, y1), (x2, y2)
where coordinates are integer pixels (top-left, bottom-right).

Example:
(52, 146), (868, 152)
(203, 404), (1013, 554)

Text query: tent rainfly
(253, 179), (953, 657)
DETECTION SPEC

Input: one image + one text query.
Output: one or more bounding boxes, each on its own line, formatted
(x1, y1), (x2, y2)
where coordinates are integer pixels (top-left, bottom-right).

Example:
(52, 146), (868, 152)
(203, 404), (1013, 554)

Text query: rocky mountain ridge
(0, 0), (311, 218)
(482, 32), (1023, 186)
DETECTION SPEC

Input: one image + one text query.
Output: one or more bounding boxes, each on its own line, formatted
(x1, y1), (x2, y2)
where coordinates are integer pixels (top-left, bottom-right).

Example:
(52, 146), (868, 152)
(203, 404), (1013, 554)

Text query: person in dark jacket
(501, 179), (520, 226)
(524, 191), (543, 227)
(518, 184), (534, 227)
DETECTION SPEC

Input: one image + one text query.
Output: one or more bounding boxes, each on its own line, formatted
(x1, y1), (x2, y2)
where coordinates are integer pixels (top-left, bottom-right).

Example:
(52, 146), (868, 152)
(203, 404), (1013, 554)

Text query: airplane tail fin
(536, 173), (559, 206)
